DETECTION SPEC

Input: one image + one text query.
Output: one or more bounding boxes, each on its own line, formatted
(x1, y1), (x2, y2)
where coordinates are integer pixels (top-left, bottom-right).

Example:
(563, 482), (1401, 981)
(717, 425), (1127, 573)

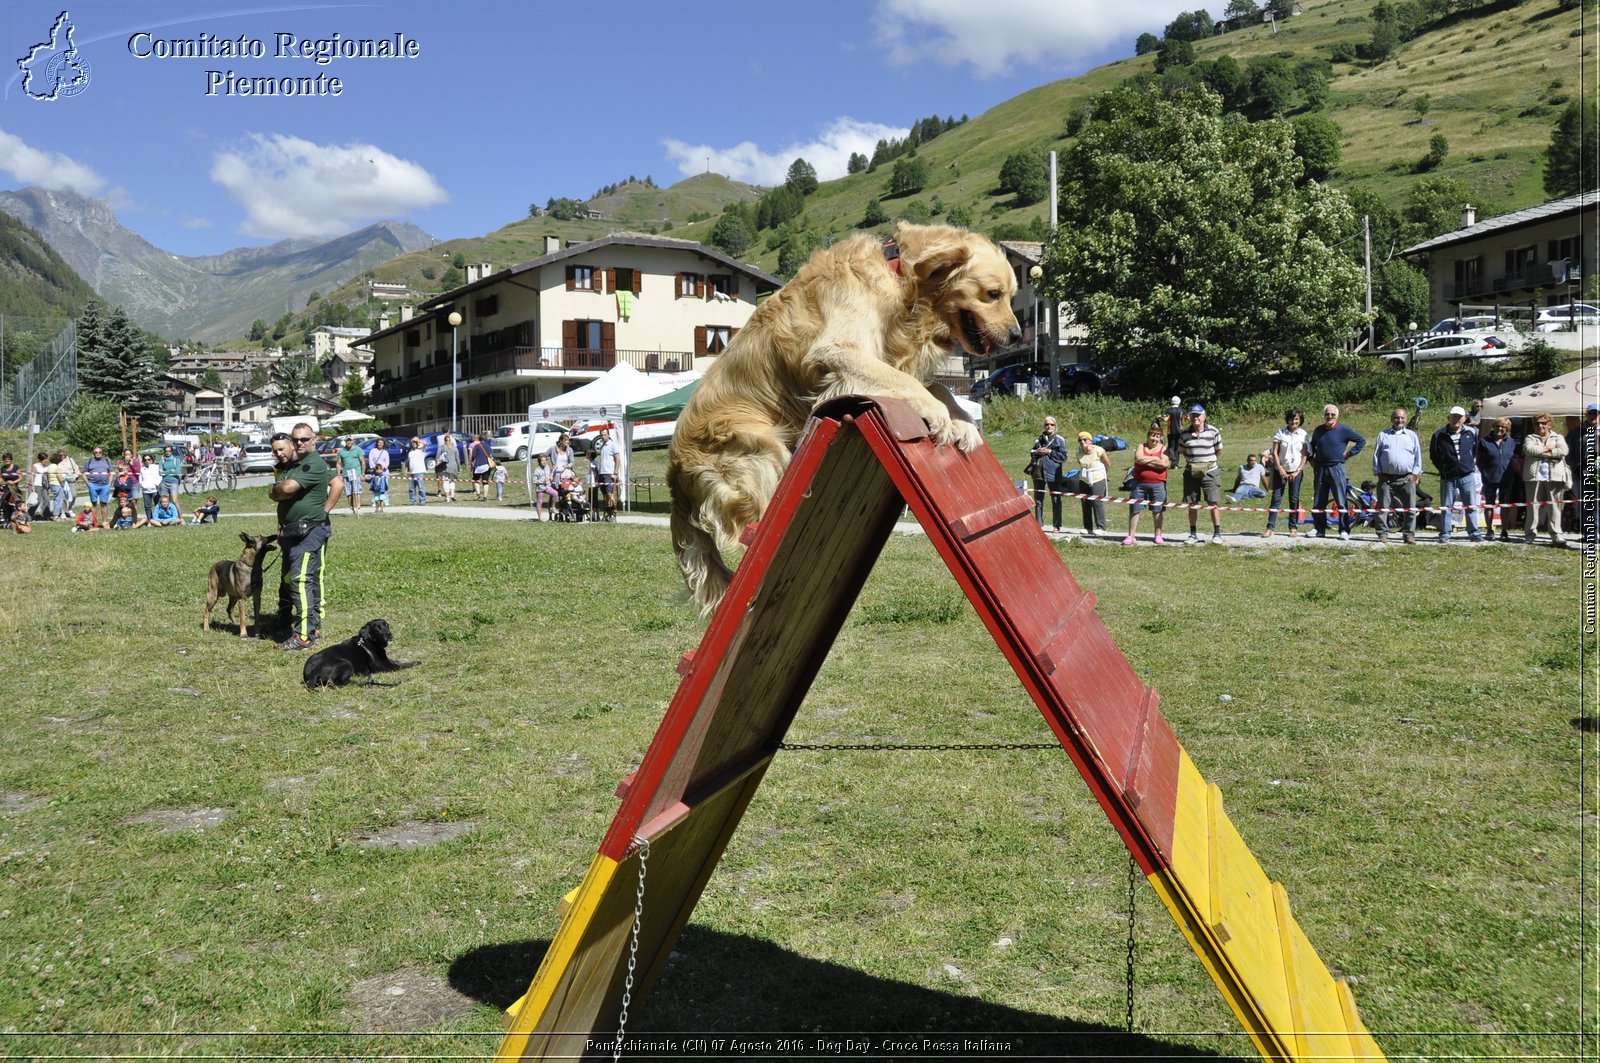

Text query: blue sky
(0, 1), (1197, 258)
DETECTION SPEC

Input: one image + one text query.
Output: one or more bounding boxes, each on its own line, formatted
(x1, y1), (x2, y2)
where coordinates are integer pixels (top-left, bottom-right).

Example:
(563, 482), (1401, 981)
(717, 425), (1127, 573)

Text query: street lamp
(447, 310), (462, 436)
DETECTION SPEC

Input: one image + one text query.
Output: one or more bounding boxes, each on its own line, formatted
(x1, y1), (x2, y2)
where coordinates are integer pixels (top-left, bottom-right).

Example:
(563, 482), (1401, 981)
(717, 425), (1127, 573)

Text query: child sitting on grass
(189, 496), (220, 524)
(73, 504), (101, 532)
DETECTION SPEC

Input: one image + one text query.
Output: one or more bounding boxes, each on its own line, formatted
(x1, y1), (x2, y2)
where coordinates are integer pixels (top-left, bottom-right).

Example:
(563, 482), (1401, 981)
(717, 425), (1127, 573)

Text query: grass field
(0, 428), (1591, 1062)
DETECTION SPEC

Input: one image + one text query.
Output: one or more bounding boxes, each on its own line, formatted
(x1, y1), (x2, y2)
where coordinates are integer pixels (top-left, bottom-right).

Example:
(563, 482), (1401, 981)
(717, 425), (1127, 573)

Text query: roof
(312, 325), (370, 337)
(998, 240), (1045, 265)
(1401, 188), (1600, 256)
(363, 233), (782, 345)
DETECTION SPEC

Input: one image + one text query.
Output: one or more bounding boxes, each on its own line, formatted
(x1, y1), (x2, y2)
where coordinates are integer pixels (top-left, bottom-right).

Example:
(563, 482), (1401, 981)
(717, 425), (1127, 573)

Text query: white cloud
(0, 127), (105, 196)
(873, 0), (1196, 77)
(663, 117), (909, 187)
(210, 133), (448, 240)
(180, 216), (214, 230)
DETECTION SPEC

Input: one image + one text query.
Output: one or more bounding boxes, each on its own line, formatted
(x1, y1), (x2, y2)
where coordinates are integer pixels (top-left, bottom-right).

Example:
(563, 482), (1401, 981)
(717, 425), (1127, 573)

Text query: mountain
(0, 208), (95, 320)
(0, 187), (435, 341)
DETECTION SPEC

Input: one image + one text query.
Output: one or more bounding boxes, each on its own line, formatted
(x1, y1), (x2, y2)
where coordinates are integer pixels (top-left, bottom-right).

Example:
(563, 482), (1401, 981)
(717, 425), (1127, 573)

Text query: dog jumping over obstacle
(203, 532), (278, 638)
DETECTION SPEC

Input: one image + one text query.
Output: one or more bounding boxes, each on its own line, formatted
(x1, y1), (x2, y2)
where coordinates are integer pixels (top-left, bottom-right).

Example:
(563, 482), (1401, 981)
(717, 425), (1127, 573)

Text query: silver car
(1377, 333), (1512, 370)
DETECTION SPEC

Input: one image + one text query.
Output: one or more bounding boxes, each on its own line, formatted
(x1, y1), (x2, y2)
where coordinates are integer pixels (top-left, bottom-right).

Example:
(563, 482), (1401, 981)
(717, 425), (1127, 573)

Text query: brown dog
(668, 222), (1020, 617)
(203, 532), (278, 637)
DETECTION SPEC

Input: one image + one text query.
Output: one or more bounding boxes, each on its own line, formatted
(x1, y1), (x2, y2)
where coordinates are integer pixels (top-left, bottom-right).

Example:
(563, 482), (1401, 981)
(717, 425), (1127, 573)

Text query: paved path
(220, 501), (1579, 550)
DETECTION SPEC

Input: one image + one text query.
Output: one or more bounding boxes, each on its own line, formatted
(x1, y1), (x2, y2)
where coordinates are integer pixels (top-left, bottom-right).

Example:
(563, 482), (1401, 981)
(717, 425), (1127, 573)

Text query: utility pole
(1047, 150), (1060, 397)
(1364, 215), (1375, 353)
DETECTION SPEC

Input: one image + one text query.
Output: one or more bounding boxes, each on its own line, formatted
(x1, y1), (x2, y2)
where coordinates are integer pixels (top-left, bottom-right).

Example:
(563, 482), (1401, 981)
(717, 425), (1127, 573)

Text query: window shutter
(695, 277), (705, 299)
(676, 272), (686, 296)
(565, 267), (576, 292)
(601, 321), (615, 351)
(694, 326), (707, 356)
(632, 270), (642, 295)
(605, 268), (615, 294)
(562, 320), (577, 350)
(729, 326), (739, 341)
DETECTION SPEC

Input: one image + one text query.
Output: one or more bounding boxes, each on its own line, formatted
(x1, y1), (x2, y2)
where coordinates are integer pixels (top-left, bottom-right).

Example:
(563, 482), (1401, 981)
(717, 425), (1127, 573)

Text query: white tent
(527, 363), (700, 507)
(1483, 363), (1600, 420)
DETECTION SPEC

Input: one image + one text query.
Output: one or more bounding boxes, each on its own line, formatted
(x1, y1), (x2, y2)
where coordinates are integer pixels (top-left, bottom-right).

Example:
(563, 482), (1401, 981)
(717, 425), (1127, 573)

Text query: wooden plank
(1120, 688), (1181, 862)
(1207, 784), (1295, 1038)
(1274, 883), (1366, 1063)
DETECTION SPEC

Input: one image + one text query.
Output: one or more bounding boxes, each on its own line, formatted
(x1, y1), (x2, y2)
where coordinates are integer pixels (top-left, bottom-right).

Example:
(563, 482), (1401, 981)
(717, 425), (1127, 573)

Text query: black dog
(303, 619), (417, 689)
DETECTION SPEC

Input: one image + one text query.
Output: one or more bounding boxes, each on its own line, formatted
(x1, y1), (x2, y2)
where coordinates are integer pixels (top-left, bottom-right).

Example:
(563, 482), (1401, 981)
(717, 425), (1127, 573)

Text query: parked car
(238, 443), (277, 473)
(421, 432), (472, 465)
(1427, 315), (1515, 334)
(968, 361), (1115, 402)
(1534, 303), (1600, 332)
(569, 417), (673, 451)
(1376, 333), (1513, 369)
(490, 419), (581, 462)
(359, 436), (409, 469)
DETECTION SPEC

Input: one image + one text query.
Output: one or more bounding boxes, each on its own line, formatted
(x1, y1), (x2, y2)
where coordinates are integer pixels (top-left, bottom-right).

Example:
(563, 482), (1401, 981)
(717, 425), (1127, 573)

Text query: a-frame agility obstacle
(496, 395), (1385, 1062)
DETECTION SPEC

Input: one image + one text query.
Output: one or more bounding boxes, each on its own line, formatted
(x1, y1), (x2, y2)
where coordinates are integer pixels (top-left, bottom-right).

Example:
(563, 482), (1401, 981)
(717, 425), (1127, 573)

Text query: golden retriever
(667, 222), (1021, 617)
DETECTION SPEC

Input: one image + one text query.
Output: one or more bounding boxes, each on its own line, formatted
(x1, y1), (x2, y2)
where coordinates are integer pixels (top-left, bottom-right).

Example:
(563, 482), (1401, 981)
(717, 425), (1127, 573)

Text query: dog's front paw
(928, 415), (984, 454)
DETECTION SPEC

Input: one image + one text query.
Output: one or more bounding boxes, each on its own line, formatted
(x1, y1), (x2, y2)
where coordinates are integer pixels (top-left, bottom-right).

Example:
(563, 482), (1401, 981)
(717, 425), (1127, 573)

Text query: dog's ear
(896, 225), (971, 293)
(240, 531), (252, 545)
(264, 534), (279, 545)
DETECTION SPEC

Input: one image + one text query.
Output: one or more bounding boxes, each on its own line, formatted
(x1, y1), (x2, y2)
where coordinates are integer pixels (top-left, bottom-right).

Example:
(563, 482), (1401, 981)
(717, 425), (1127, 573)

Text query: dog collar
(881, 236), (900, 275)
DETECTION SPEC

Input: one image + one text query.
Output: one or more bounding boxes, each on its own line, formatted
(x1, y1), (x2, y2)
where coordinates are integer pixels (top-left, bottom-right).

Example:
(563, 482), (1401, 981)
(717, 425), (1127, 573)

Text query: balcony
(369, 345), (695, 407)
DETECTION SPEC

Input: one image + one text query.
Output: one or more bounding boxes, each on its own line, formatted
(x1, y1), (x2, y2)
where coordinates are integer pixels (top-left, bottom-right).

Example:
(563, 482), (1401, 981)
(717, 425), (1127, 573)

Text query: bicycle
(180, 461), (237, 495)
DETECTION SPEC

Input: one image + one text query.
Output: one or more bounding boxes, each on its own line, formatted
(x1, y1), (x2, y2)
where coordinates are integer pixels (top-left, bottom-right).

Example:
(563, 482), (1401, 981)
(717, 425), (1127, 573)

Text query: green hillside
(0, 209), (95, 320)
(285, 0), (1581, 338)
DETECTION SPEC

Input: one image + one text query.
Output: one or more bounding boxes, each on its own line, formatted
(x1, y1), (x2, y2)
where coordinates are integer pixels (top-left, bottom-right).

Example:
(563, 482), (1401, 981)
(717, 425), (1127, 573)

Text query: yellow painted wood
(1165, 748), (1212, 926)
(496, 853), (620, 1061)
(1338, 979), (1385, 1059)
(1273, 882), (1362, 1062)
(1207, 783), (1295, 1040)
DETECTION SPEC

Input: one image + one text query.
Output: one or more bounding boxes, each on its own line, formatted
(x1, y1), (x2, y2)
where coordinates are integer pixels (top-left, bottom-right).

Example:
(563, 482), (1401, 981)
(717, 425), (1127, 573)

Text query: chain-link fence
(0, 319), (76, 430)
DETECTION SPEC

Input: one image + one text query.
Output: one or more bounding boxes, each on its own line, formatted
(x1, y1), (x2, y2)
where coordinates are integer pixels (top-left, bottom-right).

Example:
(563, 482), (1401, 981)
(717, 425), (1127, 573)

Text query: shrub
(1518, 338), (1567, 381)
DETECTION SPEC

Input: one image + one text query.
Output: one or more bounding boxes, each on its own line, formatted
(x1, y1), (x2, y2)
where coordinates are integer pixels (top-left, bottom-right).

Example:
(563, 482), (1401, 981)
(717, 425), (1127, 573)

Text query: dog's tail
(670, 483), (736, 621)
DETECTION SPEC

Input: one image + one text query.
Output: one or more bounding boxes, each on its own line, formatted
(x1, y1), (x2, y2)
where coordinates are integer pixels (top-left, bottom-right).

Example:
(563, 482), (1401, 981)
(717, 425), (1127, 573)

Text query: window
(562, 319), (615, 368)
(1454, 256), (1483, 295)
(613, 267), (640, 294)
(567, 265), (596, 291)
(404, 329), (420, 348)
(695, 325), (738, 356)
(708, 274), (735, 299)
(678, 272), (703, 298)
(475, 294), (499, 317)
(574, 320), (602, 349)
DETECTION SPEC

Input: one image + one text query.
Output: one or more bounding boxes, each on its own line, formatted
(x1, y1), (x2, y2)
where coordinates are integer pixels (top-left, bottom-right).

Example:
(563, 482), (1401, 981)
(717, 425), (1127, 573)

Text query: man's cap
(1448, 405), (1467, 417)
(1169, 396), (1181, 405)
(1588, 404), (1599, 413)
(1189, 404), (1206, 415)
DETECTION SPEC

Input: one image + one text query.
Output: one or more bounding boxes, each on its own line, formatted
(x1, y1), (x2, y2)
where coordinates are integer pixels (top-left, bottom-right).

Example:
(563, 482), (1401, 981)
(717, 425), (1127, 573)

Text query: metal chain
(1125, 853), (1138, 1033)
(613, 837), (650, 1062)
(778, 741), (1059, 752)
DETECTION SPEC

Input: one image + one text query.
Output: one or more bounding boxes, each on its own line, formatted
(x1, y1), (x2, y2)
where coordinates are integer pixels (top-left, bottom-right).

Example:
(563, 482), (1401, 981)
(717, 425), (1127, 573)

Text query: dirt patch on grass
(355, 820), (476, 850)
(345, 966), (476, 1033)
(123, 807), (232, 831)
(3, 791), (46, 815)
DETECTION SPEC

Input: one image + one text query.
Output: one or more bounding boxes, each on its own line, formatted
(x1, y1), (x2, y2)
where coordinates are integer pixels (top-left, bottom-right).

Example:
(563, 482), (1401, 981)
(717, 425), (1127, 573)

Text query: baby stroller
(554, 472), (589, 522)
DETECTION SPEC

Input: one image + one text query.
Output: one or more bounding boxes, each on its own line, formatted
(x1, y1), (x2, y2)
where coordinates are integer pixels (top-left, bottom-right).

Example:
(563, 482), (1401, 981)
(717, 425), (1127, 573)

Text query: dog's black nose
(1007, 325), (1023, 345)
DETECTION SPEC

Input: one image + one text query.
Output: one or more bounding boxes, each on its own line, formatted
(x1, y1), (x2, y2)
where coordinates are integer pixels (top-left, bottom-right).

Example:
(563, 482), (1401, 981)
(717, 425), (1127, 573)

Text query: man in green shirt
(268, 424), (342, 650)
(336, 437), (364, 517)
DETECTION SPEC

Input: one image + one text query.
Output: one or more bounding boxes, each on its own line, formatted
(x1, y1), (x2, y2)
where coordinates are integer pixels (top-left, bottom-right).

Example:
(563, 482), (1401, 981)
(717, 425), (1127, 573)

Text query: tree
(785, 158), (819, 197)
(946, 204), (973, 229)
(998, 149), (1050, 206)
(1154, 38), (1196, 73)
(847, 152), (869, 175)
(305, 290), (322, 307)
(1039, 84), (1366, 396)
(707, 211), (754, 257)
(62, 395), (123, 453)
(248, 365), (270, 391)
(1135, 32), (1160, 55)
(1224, 0), (1259, 19)
(76, 301), (164, 427)
(1544, 99), (1599, 198)
(863, 198), (889, 227)
(202, 367), (224, 390)
(340, 369), (366, 410)
(1418, 132), (1449, 172)
(1400, 175), (1472, 246)
(1245, 55), (1296, 118)
(1290, 113), (1342, 180)
(249, 319), (268, 341)
(1163, 9), (1213, 42)
(889, 156), (928, 195)
(272, 355), (313, 415)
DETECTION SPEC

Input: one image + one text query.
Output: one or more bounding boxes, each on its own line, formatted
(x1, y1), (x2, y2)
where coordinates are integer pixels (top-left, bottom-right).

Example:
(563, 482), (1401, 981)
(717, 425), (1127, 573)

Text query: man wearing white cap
(1165, 395), (1184, 459)
(1429, 406), (1483, 543)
